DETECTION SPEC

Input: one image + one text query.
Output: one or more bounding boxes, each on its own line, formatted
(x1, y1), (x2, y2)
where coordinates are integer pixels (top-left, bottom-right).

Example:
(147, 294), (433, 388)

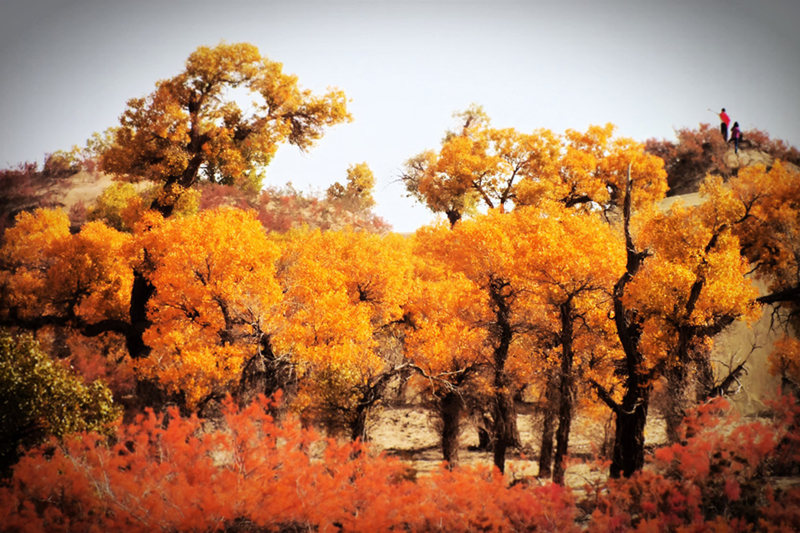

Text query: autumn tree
(95, 42), (352, 387)
(726, 162), (800, 324)
(718, 161), (800, 398)
(275, 228), (412, 439)
(87, 181), (199, 232)
(326, 162), (376, 211)
(401, 106), (560, 225)
(412, 209), (560, 472)
(127, 208), (285, 410)
(586, 163), (757, 475)
(510, 206), (623, 484)
(403, 110), (666, 225)
(0, 208), (133, 338)
(403, 259), (490, 465)
(101, 42), (351, 216)
(628, 177), (758, 441)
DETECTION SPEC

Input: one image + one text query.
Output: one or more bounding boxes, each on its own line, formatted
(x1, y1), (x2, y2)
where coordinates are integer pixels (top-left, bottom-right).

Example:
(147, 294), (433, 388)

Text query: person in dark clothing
(729, 121), (741, 154)
(719, 108), (731, 141)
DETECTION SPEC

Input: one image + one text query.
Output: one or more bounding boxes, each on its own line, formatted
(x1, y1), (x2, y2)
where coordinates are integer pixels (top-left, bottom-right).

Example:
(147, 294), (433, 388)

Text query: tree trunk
(553, 299), (575, 485)
(538, 407), (556, 478)
(610, 386), (650, 478)
(492, 389), (518, 473)
(127, 270), (155, 360)
(607, 164), (652, 479)
(477, 419), (492, 451)
(663, 364), (690, 444)
(537, 374), (559, 478)
(439, 390), (462, 466)
(350, 406), (369, 442)
(488, 277), (518, 473)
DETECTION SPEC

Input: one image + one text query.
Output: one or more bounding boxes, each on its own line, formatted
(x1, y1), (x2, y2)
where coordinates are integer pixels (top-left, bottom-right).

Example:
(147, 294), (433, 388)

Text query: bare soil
(365, 403), (667, 488)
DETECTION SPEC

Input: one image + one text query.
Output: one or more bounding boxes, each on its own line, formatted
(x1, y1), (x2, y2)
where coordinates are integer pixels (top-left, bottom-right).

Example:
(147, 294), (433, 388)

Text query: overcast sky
(1, 0), (798, 232)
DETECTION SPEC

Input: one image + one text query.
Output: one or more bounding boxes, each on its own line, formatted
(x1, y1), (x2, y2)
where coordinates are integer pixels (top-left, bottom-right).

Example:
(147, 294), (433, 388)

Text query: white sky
(1, 0), (798, 232)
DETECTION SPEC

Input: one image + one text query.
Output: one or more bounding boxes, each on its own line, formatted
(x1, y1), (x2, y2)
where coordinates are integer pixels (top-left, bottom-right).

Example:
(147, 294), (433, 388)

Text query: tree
(326, 162), (377, 211)
(133, 208), (284, 410)
(0, 209), (133, 336)
(403, 259), (490, 465)
(645, 124), (800, 196)
(403, 110), (666, 225)
(87, 181), (199, 232)
(727, 162), (800, 324)
(590, 166), (756, 476)
(275, 228), (412, 439)
(511, 206), (623, 484)
(644, 123), (731, 195)
(0, 330), (119, 474)
(413, 209), (559, 473)
(401, 106), (559, 225)
(626, 177), (758, 442)
(101, 42), (351, 216)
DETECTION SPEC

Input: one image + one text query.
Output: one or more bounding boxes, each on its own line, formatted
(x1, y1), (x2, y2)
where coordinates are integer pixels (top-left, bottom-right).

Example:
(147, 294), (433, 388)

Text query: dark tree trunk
(439, 390), (462, 466)
(537, 373), (559, 478)
(350, 407), (369, 442)
(492, 389), (518, 473)
(446, 209), (461, 227)
(607, 165), (652, 479)
(553, 299), (575, 485)
(477, 419), (492, 451)
(127, 270), (155, 360)
(610, 385), (650, 478)
(537, 406), (556, 478)
(488, 277), (519, 474)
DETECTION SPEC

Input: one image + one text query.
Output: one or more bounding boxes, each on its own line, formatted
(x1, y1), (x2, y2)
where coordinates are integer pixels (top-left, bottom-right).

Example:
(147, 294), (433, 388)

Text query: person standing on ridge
(719, 108), (731, 141)
(729, 121), (741, 154)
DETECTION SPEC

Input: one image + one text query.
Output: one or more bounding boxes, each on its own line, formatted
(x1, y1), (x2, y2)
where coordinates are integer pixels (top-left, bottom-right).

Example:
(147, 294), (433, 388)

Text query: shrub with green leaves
(0, 330), (119, 474)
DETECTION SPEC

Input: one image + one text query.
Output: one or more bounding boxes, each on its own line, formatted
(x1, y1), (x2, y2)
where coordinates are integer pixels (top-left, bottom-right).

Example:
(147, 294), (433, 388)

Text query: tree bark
(350, 406), (369, 442)
(492, 389), (518, 473)
(537, 375), (559, 478)
(439, 390), (462, 466)
(488, 277), (519, 473)
(663, 363), (689, 444)
(608, 163), (651, 478)
(610, 387), (649, 478)
(553, 299), (575, 485)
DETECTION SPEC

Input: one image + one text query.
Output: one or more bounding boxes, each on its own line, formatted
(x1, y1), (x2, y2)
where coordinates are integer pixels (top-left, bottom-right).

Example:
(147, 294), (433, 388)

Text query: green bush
(0, 330), (119, 475)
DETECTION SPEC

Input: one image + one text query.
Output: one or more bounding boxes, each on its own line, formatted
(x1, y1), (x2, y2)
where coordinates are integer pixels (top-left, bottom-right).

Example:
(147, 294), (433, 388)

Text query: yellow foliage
(100, 42), (351, 213)
(133, 208), (282, 406)
(0, 209), (133, 323)
(274, 228), (413, 419)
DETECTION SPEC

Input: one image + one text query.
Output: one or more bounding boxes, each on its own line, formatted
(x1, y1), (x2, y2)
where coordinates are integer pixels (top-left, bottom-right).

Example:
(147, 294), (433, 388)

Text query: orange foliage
(133, 208), (282, 407)
(100, 42), (351, 215)
(402, 109), (667, 223)
(0, 209), (133, 324)
(0, 395), (580, 532)
(275, 228), (412, 432)
(589, 396), (800, 532)
(626, 179), (759, 369)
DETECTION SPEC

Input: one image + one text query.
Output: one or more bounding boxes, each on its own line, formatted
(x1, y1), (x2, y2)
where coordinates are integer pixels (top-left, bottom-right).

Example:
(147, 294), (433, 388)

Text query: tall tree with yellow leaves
(276, 228), (413, 439)
(101, 42), (351, 215)
(132, 208), (284, 410)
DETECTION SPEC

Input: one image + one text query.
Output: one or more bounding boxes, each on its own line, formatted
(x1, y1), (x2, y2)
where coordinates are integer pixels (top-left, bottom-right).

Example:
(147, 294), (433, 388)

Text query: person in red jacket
(719, 108), (731, 141)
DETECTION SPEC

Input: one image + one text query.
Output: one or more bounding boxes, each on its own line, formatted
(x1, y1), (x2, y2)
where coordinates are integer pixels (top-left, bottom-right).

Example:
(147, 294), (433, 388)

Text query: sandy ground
(365, 404), (668, 488)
